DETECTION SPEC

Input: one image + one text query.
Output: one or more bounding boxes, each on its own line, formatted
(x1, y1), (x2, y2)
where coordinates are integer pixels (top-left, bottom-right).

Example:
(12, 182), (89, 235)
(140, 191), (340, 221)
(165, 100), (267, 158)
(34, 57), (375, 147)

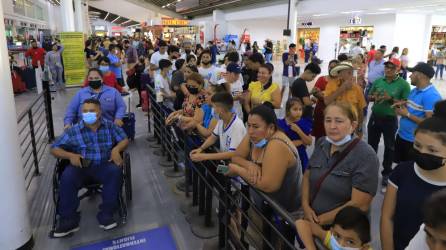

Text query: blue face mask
(253, 138), (268, 148)
(326, 134), (352, 146)
(329, 233), (361, 250)
(82, 112), (97, 125)
(99, 65), (109, 73)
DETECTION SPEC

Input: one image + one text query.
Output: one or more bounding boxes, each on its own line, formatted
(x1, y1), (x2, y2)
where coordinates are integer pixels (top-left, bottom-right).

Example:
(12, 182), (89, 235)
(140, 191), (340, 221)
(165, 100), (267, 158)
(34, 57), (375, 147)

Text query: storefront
(339, 25), (374, 49)
(160, 18), (198, 44)
(93, 25), (107, 37)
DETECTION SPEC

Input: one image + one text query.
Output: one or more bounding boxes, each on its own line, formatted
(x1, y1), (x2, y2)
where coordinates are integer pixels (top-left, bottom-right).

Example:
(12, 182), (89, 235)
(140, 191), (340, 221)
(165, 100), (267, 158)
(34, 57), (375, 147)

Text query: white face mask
(329, 233), (361, 250)
(326, 134), (352, 146)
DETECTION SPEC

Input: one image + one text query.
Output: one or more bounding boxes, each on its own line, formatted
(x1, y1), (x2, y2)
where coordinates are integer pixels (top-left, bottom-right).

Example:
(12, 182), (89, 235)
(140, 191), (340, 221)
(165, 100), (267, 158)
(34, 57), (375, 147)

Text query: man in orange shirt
(324, 61), (367, 133)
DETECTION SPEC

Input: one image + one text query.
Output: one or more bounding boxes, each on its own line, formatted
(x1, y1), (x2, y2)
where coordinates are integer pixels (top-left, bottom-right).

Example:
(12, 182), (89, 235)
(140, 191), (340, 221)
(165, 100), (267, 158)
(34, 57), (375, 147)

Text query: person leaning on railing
(189, 92), (246, 162)
(301, 102), (378, 227)
(228, 104), (302, 212)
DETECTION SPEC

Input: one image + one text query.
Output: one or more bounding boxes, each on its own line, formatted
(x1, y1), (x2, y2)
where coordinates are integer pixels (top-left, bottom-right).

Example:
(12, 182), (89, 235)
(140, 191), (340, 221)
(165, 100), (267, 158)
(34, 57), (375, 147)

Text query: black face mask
(187, 86), (199, 95)
(412, 148), (446, 171)
(89, 80), (102, 90)
(185, 49), (191, 54)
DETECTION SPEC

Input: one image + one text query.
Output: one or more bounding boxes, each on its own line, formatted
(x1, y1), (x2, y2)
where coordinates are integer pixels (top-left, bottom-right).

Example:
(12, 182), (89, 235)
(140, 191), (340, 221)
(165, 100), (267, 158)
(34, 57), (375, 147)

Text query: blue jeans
(264, 53), (273, 63)
(436, 64), (444, 79)
(58, 162), (123, 224)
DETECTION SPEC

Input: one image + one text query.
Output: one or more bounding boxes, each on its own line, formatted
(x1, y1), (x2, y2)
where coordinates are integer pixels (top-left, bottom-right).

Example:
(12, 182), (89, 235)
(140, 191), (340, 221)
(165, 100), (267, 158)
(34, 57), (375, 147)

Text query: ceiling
(142, 0), (273, 17)
(297, 0), (446, 19)
(88, 6), (140, 27)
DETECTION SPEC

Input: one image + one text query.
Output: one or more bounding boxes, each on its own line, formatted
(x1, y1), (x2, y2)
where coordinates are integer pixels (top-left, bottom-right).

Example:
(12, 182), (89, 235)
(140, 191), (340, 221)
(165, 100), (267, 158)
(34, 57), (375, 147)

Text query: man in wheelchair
(50, 98), (129, 237)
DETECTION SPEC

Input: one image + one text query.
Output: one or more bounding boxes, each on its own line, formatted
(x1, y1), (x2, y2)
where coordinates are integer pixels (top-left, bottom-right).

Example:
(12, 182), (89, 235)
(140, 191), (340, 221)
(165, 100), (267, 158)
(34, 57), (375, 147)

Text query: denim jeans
(265, 53), (273, 63)
(367, 114), (398, 176)
(436, 64), (444, 79)
(58, 162), (123, 224)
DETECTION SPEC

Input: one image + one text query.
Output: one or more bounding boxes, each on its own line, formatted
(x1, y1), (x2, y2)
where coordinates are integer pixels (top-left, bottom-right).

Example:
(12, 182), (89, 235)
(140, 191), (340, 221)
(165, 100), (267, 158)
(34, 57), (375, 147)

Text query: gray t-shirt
(308, 137), (379, 215)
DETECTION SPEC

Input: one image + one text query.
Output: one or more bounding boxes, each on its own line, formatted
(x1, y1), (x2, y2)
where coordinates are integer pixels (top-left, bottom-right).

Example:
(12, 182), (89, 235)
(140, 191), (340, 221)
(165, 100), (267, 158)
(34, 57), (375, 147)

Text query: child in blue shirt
(277, 98), (313, 171)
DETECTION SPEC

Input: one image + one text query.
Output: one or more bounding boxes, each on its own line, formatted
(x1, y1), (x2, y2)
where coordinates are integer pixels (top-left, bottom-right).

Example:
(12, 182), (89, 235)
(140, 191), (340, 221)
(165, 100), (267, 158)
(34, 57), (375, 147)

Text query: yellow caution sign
(60, 32), (86, 86)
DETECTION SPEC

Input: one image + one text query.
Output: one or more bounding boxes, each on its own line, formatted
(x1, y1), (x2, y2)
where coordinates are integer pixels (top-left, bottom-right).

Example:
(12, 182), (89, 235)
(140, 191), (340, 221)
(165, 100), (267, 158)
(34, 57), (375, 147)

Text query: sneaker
(53, 220), (80, 238)
(99, 219), (118, 230)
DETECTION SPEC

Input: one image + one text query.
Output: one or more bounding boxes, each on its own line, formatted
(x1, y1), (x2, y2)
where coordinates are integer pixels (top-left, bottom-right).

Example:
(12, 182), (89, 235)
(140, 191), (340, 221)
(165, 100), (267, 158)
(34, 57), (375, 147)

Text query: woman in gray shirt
(301, 102), (379, 226)
(45, 42), (64, 90)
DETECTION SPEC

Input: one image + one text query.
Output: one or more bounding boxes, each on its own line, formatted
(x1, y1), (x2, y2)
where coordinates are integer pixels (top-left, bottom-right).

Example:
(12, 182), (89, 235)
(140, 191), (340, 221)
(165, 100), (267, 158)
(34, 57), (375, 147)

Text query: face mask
(82, 112), (97, 125)
(329, 233), (361, 250)
(253, 138), (268, 148)
(326, 134), (352, 146)
(89, 80), (102, 89)
(99, 66), (109, 73)
(412, 148), (446, 171)
(185, 49), (191, 54)
(187, 86), (199, 95)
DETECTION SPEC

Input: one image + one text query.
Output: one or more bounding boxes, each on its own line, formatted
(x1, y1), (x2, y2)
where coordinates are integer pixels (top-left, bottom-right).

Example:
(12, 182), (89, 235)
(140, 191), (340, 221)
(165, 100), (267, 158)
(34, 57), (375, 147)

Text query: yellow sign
(162, 19), (190, 26)
(60, 32), (86, 86)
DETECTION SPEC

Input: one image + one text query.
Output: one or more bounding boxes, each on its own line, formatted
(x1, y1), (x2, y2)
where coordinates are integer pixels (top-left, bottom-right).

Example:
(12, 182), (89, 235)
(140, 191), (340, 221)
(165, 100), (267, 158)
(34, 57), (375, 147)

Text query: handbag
(310, 138), (361, 205)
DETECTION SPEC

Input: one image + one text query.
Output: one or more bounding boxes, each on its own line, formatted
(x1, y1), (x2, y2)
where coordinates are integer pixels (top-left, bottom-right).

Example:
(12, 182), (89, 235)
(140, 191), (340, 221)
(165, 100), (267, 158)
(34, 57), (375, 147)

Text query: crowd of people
(40, 32), (446, 250)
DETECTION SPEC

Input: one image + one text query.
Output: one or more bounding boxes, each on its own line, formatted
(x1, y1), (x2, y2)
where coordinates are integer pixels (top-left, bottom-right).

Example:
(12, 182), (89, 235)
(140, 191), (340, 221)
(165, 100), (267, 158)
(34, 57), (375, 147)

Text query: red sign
(111, 26), (124, 31)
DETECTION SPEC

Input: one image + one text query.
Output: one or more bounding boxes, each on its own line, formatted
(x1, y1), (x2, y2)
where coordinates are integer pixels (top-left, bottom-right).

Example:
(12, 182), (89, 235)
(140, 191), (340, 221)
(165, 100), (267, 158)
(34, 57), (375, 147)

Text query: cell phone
(80, 158), (91, 168)
(217, 164), (229, 174)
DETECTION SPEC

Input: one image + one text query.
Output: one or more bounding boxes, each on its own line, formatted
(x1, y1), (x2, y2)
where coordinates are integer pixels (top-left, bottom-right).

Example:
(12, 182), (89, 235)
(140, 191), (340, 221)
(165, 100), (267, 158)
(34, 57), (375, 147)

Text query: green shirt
(370, 76), (411, 117)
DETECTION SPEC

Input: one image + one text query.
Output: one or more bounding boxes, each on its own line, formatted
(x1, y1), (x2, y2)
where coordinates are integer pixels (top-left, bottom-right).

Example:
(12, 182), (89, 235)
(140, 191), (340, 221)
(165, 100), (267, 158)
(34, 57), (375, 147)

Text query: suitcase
(21, 67), (37, 90)
(11, 69), (27, 93)
(122, 112), (136, 140)
(141, 90), (149, 112)
(122, 93), (136, 140)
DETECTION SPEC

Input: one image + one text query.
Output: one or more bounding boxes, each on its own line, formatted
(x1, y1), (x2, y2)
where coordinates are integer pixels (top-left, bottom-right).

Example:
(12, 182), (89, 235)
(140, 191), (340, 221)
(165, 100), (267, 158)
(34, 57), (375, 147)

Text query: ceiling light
(367, 12), (388, 15)
(340, 10), (363, 14)
(104, 12), (110, 20)
(378, 8), (394, 11)
(177, 0), (181, 2)
(312, 13), (329, 17)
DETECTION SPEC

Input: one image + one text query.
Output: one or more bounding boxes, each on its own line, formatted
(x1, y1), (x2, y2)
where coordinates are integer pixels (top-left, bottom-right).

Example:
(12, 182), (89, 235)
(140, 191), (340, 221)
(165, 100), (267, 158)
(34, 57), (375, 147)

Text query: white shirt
(339, 45), (350, 54)
(405, 224), (428, 250)
(230, 79), (244, 120)
(213, 115), (246, 152)
(199, 65), (217, 87)
(351, 46), (364, 56)
(150, 51), (169, 68)
(154, 73), (172, 97)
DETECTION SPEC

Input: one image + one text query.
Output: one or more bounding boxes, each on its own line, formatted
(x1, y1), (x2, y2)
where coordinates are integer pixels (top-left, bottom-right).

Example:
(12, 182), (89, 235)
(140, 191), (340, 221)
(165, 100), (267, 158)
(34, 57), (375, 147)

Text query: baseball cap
(408, 62), (435, 79)
(226, 63), (241, 74)
(384, 58), (401, 69)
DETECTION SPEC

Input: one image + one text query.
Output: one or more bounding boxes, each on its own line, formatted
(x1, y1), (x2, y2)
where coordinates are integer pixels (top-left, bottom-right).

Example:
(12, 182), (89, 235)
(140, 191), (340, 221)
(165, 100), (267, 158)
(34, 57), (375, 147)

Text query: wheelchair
(49, 152), (132, 238)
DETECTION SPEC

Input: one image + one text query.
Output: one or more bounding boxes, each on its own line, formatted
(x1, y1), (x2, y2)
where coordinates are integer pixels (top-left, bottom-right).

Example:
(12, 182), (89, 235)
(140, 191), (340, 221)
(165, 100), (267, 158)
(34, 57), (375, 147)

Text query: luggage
(122, 93), (136, 140)
(21, 67), (37, 90)
(122, 112), (136, 140)
(11, 69), (27, 93)
(141, 90), (149, 112)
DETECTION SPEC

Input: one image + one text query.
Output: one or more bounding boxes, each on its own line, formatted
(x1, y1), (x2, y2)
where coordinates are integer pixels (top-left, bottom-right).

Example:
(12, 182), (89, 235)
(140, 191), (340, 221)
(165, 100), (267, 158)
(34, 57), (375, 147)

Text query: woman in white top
(400, 48), (409, 80)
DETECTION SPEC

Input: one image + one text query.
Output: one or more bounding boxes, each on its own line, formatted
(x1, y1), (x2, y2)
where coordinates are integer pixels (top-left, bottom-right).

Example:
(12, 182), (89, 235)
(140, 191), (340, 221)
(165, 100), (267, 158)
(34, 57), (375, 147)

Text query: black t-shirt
(390, 161), (446, 250)
(291, 78), (313, 118)
(241, 67), (258, 91)
(171, 70), (185, 110)
(84, 48), (97, 59)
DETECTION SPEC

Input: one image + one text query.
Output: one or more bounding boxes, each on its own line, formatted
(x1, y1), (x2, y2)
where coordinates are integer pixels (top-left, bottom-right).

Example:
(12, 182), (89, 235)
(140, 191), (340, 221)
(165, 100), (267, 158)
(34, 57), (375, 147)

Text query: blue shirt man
(51, 98), (129, 237)
(368, 59), (385, 84)
(107, 47), (123, 79)
(64, 85), (126, 126)
(394, 62), (442, 163)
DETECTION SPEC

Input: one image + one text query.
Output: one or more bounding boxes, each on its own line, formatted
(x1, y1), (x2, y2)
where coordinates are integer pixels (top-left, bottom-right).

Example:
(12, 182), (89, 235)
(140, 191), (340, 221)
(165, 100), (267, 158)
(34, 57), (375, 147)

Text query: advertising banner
(60, 32), (86, 86)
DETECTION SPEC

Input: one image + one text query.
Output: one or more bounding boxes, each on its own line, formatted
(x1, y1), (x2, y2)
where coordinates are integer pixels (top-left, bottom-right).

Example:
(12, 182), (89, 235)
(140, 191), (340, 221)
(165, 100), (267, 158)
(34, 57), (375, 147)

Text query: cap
(329, 61), (353, 76)
(226, 63), (241, 74)
(408, 62), (435, 79)
(384, 58), (401, 69)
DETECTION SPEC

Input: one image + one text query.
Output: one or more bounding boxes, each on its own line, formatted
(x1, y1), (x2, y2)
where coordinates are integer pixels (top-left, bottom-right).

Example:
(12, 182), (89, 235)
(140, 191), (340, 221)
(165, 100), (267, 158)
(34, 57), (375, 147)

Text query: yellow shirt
(248, 81), (279, 107)
(324, 78), (366, 114)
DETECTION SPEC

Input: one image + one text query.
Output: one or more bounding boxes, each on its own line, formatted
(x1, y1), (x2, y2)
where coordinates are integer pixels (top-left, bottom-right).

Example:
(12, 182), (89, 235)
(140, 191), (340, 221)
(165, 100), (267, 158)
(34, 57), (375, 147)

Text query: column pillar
(0, 1), (33, 249)
(289, 0), (298, 44)
(61, 0), (75, 32)
(74, 0), (84, 33)
(212, 10), (227, 42)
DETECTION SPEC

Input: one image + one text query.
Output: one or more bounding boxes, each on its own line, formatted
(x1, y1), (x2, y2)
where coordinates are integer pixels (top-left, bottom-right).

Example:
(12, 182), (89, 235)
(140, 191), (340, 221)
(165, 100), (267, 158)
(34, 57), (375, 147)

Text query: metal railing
(17, 81), (55, 189)
(145, 81), (301, 250)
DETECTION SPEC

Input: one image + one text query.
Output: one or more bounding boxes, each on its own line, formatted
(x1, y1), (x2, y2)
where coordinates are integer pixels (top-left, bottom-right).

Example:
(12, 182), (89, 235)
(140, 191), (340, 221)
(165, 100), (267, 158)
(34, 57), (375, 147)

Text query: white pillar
(0, 1), (33, 249)
(212, 10), (227, 41)
(289, 0), (298, 44)
(61, 0), (75, 32)
(74, 0), (84, 33)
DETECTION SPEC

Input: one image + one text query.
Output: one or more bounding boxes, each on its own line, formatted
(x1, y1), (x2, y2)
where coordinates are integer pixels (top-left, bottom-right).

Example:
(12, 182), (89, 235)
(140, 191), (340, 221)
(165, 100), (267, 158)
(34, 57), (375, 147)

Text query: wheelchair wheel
(123, 152), (132, 201)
